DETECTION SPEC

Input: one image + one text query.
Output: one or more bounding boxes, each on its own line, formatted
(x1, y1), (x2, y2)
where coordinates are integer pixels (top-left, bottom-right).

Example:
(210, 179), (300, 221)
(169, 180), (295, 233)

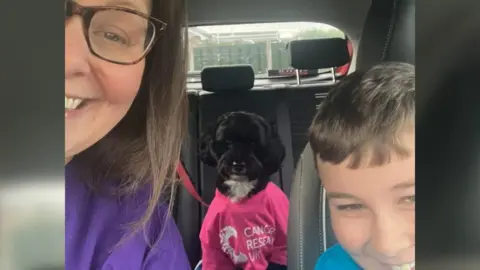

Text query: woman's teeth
(65, 96), (84, 110)
(392, 262), (415, 270)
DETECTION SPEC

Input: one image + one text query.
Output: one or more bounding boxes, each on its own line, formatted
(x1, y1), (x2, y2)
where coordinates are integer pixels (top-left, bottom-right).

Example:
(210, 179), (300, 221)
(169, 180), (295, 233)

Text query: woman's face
(65, 0), (150, 161)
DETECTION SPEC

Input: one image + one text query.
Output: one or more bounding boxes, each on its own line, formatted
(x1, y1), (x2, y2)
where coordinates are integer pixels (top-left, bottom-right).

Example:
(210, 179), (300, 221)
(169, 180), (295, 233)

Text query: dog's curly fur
(199, 111), (286, 201)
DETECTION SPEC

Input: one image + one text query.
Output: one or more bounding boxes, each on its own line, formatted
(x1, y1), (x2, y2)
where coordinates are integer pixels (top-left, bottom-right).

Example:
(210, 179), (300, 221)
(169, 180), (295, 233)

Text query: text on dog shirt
(200, 182), (289, 270)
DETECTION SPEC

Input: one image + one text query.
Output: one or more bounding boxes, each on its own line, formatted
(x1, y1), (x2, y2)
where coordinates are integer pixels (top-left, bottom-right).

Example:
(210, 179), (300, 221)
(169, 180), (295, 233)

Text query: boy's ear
(198, 124), (218, 167)
(262, 127), (286, 176)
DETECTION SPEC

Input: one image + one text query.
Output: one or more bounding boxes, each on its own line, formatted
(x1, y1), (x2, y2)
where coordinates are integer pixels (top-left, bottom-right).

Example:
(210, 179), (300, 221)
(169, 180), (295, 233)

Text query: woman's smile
(64, 95), (96, 118)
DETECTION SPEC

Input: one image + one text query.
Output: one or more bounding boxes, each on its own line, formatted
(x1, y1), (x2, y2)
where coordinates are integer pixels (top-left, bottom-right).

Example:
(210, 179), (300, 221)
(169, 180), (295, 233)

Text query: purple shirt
(65, 163), (190, 270)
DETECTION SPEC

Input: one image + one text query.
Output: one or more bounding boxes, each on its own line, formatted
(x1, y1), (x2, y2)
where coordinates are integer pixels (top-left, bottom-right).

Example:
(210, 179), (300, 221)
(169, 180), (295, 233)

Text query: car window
(188, 22), (347, 79)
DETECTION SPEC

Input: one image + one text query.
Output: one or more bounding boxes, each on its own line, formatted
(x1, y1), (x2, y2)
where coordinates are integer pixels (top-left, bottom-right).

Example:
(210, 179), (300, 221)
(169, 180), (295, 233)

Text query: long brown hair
(75, 0), (188, 235)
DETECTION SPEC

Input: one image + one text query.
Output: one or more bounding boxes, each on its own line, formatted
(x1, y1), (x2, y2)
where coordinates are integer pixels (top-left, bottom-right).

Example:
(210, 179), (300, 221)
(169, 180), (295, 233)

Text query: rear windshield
(188, 22), (346, 79)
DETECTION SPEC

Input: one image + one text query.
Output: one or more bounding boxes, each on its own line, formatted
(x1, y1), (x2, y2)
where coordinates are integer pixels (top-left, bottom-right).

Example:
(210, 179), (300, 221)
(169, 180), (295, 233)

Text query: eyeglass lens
(89, 10), (155, 63)
(66, 0), (156, 64)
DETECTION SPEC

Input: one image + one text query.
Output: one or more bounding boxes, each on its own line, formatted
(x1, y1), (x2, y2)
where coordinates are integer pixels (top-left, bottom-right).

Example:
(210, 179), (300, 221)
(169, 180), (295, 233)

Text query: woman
(65, 0), (190, 269)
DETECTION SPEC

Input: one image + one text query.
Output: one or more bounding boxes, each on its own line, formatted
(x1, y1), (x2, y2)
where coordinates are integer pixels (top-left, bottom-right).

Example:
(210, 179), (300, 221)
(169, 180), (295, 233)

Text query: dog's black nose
(232, 161), (246, 174)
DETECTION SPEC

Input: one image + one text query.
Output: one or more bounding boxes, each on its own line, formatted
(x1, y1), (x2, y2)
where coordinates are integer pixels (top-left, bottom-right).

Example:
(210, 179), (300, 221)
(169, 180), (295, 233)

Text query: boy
(309, 62), (415, 270)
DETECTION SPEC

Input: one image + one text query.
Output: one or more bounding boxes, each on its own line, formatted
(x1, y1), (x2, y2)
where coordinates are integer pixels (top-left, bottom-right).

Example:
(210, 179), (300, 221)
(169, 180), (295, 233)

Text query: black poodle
(198, 111), (288, 270)
(199, 111), (286, 202)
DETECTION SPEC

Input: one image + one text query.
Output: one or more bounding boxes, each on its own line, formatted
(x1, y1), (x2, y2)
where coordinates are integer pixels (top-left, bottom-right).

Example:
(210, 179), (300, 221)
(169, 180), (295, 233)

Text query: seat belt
(176, 162), (209, 207)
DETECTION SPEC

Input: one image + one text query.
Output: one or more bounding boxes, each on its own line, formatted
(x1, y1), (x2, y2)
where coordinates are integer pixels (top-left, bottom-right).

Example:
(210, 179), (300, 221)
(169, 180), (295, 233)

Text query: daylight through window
(188, 22), (346, 77)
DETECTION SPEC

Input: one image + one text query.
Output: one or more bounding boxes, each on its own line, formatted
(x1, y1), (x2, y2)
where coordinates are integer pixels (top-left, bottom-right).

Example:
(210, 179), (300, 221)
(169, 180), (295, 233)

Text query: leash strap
(177, 162), (209, 207)
(177, 163), (284, 207)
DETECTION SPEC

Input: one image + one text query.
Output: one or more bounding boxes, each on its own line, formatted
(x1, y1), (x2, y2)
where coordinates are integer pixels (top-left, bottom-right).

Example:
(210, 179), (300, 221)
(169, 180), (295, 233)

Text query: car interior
(173, 0), (415, 268)
(9, 0), (480, 269)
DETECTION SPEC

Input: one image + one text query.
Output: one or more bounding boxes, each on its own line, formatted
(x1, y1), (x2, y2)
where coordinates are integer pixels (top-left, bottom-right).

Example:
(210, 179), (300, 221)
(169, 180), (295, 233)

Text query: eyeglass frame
(65, 0), (167, 65)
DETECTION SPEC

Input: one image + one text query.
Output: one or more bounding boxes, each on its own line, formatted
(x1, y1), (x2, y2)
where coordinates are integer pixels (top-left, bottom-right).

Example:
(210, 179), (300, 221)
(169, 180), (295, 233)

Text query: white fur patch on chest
(224, 176), (257, 203)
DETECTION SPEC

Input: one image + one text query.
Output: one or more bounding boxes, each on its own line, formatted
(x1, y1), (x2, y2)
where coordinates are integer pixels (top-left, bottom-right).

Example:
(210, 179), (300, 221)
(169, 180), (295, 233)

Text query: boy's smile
(317, 132), (415, 270)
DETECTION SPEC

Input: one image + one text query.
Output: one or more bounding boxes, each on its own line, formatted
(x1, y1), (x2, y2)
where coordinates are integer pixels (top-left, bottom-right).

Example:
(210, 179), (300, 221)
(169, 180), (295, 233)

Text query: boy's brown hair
(309, 62), (415, 168)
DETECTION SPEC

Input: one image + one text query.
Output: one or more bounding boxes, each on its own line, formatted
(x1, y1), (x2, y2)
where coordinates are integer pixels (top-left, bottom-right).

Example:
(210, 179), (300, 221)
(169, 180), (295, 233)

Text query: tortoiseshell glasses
(65, 0), (167, 65)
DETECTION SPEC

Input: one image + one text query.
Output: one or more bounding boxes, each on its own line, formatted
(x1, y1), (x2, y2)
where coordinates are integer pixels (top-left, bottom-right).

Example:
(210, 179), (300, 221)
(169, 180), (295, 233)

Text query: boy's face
(317, 133), (415, 270)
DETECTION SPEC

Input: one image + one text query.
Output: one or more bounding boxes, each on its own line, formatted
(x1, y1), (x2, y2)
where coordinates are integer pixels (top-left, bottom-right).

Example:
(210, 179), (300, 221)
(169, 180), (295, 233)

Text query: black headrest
(290, 38), (350, 70)
(200, 65), (255, 93)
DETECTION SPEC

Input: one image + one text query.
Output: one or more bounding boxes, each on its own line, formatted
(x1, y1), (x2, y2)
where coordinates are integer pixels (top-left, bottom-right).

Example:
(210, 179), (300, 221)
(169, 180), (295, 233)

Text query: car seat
(287, 0), (415, 269)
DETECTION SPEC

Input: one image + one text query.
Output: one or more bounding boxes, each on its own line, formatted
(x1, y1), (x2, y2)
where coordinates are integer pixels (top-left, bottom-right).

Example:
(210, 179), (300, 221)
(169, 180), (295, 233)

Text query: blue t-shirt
(314, 244), (361, 270)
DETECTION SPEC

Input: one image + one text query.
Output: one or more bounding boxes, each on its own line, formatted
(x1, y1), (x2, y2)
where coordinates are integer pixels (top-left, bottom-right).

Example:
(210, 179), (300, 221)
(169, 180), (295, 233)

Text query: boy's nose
(369, 214), (413, 259)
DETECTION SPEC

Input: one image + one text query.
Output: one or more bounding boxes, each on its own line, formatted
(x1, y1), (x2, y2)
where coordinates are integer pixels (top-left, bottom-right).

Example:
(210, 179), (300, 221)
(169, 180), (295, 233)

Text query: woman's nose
(65, 17), (91, 78)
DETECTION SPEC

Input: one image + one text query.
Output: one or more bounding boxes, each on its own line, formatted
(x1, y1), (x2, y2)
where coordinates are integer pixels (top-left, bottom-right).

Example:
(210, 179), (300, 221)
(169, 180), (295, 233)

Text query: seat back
(287, 0), (415, 269)
(357, 0), (415, 70)
(174, 91), (203, 267)
(179, 37), (351, 267)
(288, 144), (336, 269)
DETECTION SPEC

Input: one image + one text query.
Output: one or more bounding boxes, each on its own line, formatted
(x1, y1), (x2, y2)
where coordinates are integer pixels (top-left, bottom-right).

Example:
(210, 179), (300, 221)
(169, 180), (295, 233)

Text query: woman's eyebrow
(105, 0), (148, 12)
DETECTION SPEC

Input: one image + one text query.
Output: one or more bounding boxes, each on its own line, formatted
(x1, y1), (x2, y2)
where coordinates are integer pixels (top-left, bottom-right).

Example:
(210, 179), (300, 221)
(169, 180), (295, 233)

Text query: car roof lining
(187, 0), (372, 41)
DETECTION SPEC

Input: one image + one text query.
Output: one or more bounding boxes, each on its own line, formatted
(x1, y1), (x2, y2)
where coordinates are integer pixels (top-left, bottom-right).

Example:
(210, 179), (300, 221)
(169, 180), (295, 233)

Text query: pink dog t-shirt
(200, 182), (289, 270)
